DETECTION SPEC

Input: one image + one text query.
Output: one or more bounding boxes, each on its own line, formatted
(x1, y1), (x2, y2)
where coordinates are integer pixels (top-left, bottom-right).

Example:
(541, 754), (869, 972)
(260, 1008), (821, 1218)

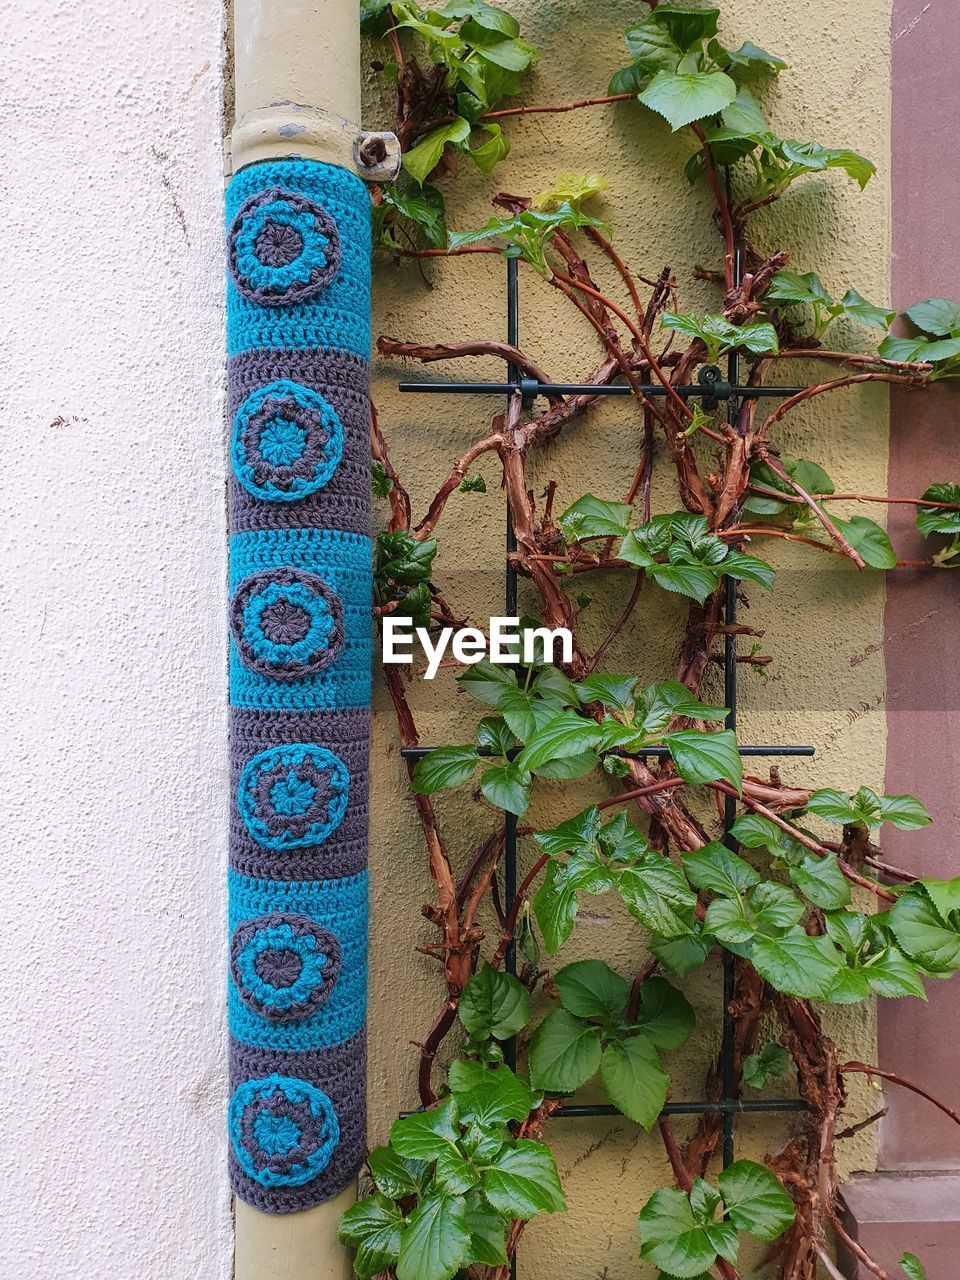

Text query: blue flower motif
(231, 380), (344, 504)
(231, 568), (344, 681)
(229, 1074), (340, 1187)
(228, 187), (341, 307)
(231, 913), (342, 1022)
(237, 744), (350, 850)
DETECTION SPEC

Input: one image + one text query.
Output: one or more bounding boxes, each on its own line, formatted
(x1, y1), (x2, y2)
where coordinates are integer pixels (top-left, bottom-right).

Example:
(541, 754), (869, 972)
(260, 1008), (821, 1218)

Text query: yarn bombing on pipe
(225, 159), (371, 1213)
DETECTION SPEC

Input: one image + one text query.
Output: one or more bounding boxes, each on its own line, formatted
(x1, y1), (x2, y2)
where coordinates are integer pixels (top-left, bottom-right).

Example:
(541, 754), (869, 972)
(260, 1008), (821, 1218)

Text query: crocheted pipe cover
(225, 159), (371, 1213)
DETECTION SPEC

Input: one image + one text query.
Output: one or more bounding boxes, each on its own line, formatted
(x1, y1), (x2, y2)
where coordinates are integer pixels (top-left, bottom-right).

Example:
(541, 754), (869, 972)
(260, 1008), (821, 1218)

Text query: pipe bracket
(228, 103), (401, 182)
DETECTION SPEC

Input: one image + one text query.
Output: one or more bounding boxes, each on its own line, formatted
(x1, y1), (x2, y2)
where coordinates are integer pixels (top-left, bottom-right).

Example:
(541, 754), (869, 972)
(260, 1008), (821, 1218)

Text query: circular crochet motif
(238, 744), (350, 850)
(229, 1074), (340, 1188)
(228, 187), (341, 306)
(231, 568), (344, 681)
(231, 913), (342, 1023)
(232, 380), (344, 503)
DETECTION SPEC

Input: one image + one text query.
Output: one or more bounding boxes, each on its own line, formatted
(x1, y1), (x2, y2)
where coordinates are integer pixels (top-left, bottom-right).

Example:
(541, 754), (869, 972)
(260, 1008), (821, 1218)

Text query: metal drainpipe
(227, 4), (398, 1276)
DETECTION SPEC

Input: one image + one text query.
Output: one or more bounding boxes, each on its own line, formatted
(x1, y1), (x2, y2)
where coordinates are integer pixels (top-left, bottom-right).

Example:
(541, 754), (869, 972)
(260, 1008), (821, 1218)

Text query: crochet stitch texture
(226, 159), (371, 1213)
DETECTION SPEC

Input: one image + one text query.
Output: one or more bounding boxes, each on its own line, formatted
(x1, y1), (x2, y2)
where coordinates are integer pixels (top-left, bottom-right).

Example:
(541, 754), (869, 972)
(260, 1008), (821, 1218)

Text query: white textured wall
(0, 1), (231, 1277)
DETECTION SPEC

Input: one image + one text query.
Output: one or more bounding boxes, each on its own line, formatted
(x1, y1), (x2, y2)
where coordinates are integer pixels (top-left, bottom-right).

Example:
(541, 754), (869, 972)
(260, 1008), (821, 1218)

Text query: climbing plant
(341, 3), (960, 1278)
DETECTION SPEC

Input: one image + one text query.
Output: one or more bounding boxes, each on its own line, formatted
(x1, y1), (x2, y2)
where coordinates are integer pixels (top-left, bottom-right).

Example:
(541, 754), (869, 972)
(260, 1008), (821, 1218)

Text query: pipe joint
(228, 104), (401, 181)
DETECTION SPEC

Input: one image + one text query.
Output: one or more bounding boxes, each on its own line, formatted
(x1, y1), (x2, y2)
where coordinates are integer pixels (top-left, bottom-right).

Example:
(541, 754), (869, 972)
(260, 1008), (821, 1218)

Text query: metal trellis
(397, 253), (813, 1276)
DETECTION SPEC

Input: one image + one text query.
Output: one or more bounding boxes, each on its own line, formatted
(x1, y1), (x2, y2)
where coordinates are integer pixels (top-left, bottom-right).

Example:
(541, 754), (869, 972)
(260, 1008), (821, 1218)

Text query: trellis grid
(397, 253), (813, 1276)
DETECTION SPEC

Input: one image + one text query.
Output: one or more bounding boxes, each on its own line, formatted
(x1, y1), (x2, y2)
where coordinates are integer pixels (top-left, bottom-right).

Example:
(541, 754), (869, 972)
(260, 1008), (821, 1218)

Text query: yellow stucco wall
(364, 2), (891, 1273)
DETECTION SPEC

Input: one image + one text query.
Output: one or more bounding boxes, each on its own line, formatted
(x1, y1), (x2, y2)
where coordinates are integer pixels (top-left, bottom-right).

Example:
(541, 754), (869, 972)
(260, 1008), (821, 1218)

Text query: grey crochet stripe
(229, 348), (371, 536)
(230, 708), (370, 882)
(229, 1031), (367, 1214)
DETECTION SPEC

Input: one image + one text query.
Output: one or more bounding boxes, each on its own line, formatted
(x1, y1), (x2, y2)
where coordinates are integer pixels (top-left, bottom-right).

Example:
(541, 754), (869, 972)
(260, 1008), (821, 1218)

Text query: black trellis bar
(396, 254), (815, 1277)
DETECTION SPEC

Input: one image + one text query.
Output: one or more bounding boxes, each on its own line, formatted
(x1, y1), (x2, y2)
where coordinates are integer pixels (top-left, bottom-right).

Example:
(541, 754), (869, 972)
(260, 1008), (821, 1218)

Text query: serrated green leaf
(404, 118), (472, 186)
(667, 729), (742, 793)
(391, 1098), (460, 1162)
(651, 933), (713, 975)
(650, 5), (720, 51)
(456, 1064), (534, 1127)
(633, 976), (696, 1049)
(864, 946), (927, 1000)
(684, 841), (759, 896)
(476, 716), (518, 756)
(339, 1194), (405, 1277)
(840, 287), (895, 330)
(576, 673), (639, 711)
(743, 1043), (791, 1089)
(835, 515), (897, 569)
(480, 761), (531, 816)
(790, 853), (851, 909)
(651, 562), (720, 603)
(717, 1159), (795, 1240)
(458, 658), (518, 705)
(639, 1186), (738, 1278)
(705, 894), (754, 944)
(878, 793), (932, 830)
(556, 959), (629, 1022)
(639, 69), (737, 131)
(619, 859), (698, 937)
(558, 494), (633, 539)
(904, 298), (960, 337)
(528, 1009), (602, 1091)
(482, 1140), (566, 1218)
(434, 1145), (480, 1195)
(367, 1147), (429, 1200)
(470, 123), (510, 173)
(916, 483), (960, 537)
(804, 788), (858, 824)
(750, 931), (842, 997)
(532, 859), (579, 953)
(463, 1192), (509, 1266)
(890, 889), (960, 972)
(412, 745), (480, 795)
(600, 1035), (669, 1128)
(459, 963), (531, 1040)
(899, 1251), (927, 1280)
(396, 1192), (471, 1280)
(515, 711), (604, 774)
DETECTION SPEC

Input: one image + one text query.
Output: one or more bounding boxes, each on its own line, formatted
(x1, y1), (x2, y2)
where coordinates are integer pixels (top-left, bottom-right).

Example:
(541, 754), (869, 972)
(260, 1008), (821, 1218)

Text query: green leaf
(372, 460), (394, 497)
(639, 1186), (738, 1278)
(470, 123), (510, 173)
(533, 806), (600, 857)
(555, 959), (629, 1022)
(434, 1145), (481, 1195)
(650, 562), (720, 603)
(650, 5), (720, 51)
(412, 745), (480, 795)
(900, 1251), (928, 1280)
(396, 1193), (471, 1280)
(731, 813), (805, 862)
(391, 1098), (460, 1162)
(532, 860), (580, 953)
(458, 657), (518, 707)
(719, 85), (768, 134)
(448, 203), (607, 277)
(459, 963), (531, 1040)
(666, 729), (743, 793)
(743, 1043), (791, 1089)
(558, 494), (633, 540)
(339, 1194), (405, 1277)
(865, 947), (927, 1000)
(750, 931), (842, 998)
(834, 515), (897, 569)
(576, 673), (639, 711)
(463, 1193), (509, 1266)
(623, 17), (683, 73)
(638, 69), (737, 132)
(651, 933), (713, 975)
(482, 1140), (566, 1218)
(439, 0), (520, 37)
(533, 172), (609, 211)
(637, 679), (728, 732)
(916, 483), (960, 537)
(723, 39), (787, 72)
(633, 976), (696, 1049)
(403, 117), (472, 186)
(619, 860), (699, 937)
(600, 1035), (669, 1128)
(890, 888), (960, 972)
(767, 270), (832, 306)
(840, 287), (895, 330)
(368, 1147), (429, 1199)
(684, 841), (759, 896)
(723, 550), (776, 590)
(377, 530), (438, 584)
(717, 1159), (795, 1240)
(904, 298), (960, 337)
(515, 711), (604, 774)
(878, 793), (932, 830)
(804, 788), (858, 824)
(705, 894), (754, 944)
(480, 762), (532, 816)
(528, 1009), (602, 1091)
(878, 332), (960, 364)
(456, 1064), (534, 1127)
(469, 31), (538, 73)
(790, 854), (852, 909)
(476, 716), (518, 756)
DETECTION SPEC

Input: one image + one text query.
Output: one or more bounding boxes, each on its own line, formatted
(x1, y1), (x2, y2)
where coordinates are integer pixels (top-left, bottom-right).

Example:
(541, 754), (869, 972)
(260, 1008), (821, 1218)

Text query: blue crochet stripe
(229, 869), (368, 1051)
(230, 528), (372, 709)
(227, 161), (371, 361)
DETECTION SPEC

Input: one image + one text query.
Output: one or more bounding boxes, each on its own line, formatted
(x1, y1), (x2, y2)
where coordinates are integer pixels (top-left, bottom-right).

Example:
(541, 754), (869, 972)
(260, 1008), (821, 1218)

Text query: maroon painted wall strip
(881, 0), (960, 1170)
